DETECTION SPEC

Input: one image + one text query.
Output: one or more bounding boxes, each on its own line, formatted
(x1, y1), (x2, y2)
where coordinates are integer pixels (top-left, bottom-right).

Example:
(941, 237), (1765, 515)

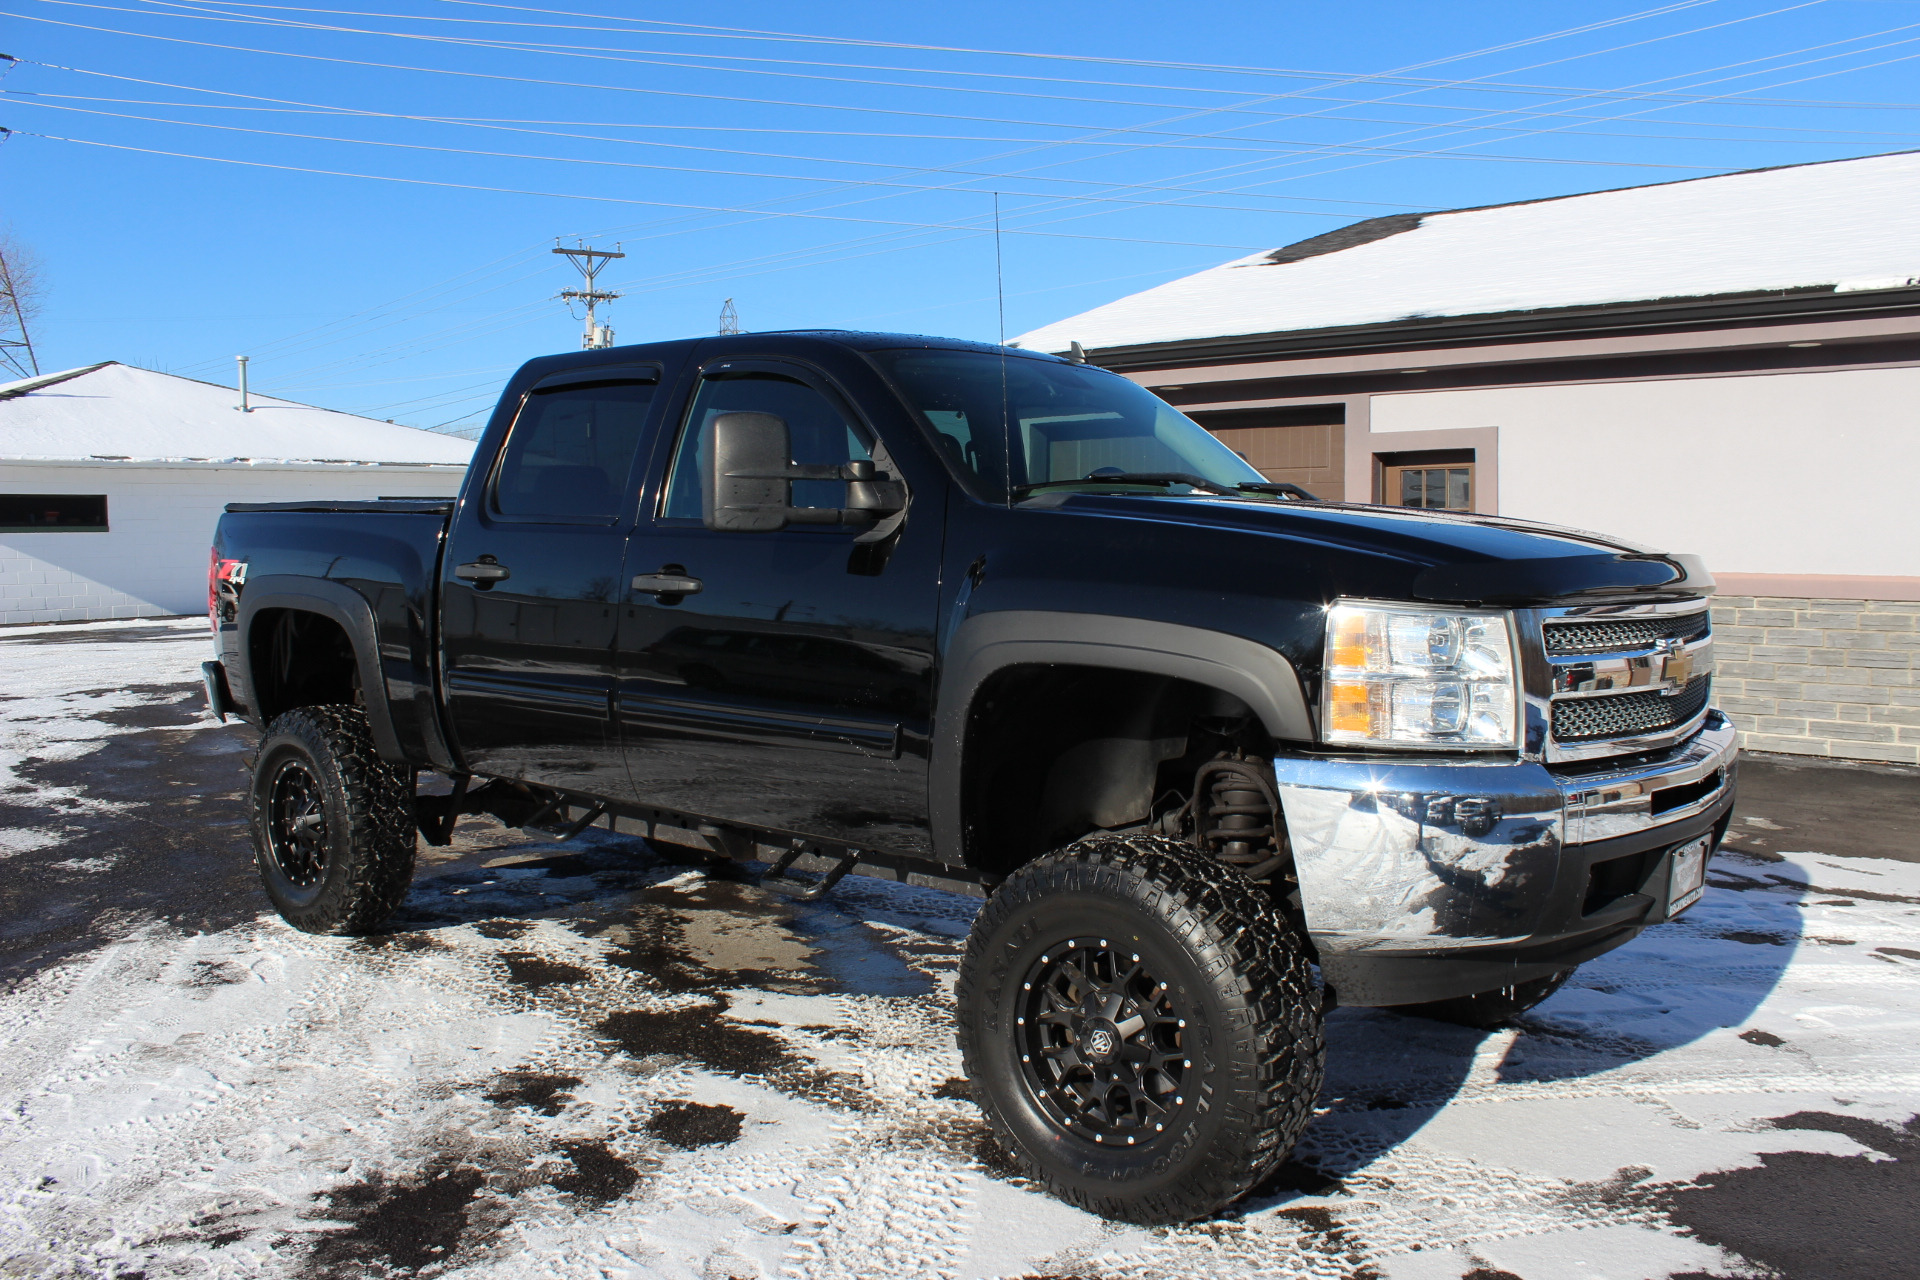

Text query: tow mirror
(702, 411), (907, 533)
(704, 411), (792, 532)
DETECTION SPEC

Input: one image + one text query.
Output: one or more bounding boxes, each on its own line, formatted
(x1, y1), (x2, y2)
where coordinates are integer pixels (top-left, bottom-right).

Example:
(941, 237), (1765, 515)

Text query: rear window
(493, 381), (656, 520)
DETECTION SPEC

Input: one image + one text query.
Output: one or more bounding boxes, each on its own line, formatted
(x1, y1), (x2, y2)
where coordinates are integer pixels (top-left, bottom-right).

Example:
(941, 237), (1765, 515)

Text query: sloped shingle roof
(1015, 150), (1920, 355)
(0, 362), (476, 465)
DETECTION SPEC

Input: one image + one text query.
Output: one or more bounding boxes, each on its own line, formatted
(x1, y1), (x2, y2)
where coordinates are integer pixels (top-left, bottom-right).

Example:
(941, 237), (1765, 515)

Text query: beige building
(1018, 151), (1920, 764)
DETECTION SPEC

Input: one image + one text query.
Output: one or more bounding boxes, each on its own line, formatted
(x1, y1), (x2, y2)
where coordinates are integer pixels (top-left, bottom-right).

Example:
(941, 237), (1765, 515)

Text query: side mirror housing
(703, 411), (793, 532)
(701, 411), (908, 533)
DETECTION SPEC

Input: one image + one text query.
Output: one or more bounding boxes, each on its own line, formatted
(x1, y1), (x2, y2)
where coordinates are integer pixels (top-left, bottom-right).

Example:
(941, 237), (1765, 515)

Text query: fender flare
(235, 574), (406, 763)
(929, 610), (1315, 869)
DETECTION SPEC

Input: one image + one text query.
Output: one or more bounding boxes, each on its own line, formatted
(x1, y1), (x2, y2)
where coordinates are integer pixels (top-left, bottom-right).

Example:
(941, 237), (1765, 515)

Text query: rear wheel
(1393, 969), (1573, 1029)
(955, 834), (1324, 1225)
(251, 706), (416, 935)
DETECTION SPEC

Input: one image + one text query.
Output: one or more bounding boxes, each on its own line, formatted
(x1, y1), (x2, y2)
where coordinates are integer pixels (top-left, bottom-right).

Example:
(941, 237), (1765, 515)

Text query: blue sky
(4, 0), (1919, 432)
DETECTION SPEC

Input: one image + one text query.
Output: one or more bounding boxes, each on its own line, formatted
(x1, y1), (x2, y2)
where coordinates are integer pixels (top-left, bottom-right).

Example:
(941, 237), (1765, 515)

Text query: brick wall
(1712, 595), (1920, 764)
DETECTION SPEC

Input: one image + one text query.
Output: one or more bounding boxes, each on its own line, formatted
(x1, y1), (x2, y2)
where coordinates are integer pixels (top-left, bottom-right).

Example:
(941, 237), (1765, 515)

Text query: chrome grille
(1553, 677), (1712, 741)
(1544, 610), (1709, 655)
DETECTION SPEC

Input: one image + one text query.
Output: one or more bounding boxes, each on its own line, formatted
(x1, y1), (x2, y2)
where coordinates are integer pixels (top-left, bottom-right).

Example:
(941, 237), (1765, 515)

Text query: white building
(1018, 151), (1920, 763)
(1, 362), (474, 624)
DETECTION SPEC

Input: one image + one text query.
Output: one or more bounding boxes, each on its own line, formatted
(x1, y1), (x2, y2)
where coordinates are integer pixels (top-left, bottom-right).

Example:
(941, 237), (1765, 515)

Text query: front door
(441, 364), (661, 796)
(616, 359), (941, 855)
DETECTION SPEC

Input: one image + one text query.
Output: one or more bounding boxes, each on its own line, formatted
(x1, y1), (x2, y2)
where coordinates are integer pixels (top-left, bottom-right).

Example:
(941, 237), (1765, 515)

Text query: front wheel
(955, 834), (1325, 1225)
(250, 705), (417, 935)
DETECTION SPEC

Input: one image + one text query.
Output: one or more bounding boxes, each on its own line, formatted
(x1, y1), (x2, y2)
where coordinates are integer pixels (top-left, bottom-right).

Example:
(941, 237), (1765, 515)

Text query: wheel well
(248, 608), (362, 724)
(958, 664), (1274, 879)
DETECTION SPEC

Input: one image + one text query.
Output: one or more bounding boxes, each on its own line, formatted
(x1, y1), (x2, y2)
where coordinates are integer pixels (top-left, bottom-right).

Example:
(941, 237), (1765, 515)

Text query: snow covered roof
(0, 362), (476, 466)
(1016, 150), (1920, 355)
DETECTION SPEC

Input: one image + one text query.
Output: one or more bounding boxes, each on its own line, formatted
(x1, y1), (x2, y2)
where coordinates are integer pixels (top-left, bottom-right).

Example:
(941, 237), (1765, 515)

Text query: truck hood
(1038, 493), (1714, 605)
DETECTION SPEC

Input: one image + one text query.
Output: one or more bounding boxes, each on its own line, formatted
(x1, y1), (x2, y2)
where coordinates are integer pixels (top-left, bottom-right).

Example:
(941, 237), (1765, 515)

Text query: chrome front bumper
(1274, 711), (1737, 1003)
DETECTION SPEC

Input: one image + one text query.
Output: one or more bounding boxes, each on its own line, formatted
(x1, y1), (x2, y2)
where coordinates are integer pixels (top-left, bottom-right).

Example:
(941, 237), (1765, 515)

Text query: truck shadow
(1251, 848), (1809, 1200)
(1490, 849), (1811, 1084)
(371, 822), (971, 1000)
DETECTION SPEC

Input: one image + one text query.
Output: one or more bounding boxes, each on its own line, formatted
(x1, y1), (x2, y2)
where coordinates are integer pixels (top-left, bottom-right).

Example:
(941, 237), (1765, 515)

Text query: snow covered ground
(0, 618), (1915, 1280)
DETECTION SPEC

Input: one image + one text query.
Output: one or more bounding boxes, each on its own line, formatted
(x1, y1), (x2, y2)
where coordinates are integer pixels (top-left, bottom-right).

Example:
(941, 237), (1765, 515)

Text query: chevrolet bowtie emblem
(1656, 638), (1694, 690)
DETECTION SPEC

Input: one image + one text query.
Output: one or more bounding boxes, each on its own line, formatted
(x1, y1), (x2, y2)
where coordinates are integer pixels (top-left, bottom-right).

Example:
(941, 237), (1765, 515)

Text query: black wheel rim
(1016, 937), (1189, 1147)
(267, 760), (329, 889)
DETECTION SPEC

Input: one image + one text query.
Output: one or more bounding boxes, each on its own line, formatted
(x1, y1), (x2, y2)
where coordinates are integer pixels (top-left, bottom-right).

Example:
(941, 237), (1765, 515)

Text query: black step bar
(759, 844), (861, 901)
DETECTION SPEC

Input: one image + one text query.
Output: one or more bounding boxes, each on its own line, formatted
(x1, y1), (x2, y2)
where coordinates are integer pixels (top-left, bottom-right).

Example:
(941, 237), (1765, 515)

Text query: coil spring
(1192, 758), (1285, 878)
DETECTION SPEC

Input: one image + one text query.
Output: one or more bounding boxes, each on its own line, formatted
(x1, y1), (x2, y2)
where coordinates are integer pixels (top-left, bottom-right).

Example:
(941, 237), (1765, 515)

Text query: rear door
(615, 357), (941, 856)
(440, 363), (663, 796)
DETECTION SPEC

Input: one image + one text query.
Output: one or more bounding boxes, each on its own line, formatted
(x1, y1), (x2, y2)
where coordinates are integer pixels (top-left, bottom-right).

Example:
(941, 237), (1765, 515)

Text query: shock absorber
(1191, 756), (1287, 881)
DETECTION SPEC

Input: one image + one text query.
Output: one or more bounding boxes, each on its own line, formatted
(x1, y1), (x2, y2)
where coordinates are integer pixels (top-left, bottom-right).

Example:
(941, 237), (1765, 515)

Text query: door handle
(455, 560), (511, 582)
(631, 573), (703, 596)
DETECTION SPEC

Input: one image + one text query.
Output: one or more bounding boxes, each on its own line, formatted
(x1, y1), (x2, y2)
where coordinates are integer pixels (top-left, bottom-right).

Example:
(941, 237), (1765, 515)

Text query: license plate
(1669, 835), (1711, 915)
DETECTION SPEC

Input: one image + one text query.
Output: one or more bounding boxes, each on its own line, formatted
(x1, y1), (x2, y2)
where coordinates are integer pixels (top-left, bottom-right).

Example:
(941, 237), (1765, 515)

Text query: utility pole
(553, 241), (624, 350)
(718, 298), (740, 335)
(0, 244), (39, 380)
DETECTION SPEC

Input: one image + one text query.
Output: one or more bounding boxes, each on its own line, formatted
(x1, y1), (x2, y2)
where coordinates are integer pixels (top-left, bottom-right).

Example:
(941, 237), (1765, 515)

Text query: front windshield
(871, 348), (1266, 501)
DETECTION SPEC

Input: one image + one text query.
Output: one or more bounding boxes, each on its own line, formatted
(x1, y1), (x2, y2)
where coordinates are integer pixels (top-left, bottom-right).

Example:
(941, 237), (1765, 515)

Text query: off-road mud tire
(955, 833), (1325, 1225)
(250, 705), (417, 935)
(1393, 968), (1573, 1029)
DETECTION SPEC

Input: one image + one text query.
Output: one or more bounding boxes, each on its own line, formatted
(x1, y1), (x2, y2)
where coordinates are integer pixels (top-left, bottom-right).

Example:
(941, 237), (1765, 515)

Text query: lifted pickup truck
(206, 330), (1735, 1224)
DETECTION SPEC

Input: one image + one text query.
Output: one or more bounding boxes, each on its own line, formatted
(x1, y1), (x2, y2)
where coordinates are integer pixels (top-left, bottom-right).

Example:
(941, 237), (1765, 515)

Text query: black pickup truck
(205, 330), (1735, 1224)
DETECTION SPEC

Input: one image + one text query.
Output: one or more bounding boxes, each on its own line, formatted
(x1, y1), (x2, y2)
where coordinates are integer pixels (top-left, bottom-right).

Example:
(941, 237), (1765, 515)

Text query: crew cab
(205, 330), (1735, 1224)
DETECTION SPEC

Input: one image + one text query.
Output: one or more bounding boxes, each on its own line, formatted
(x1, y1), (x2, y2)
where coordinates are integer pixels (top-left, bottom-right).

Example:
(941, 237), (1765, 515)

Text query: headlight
(1321, 601), (1518, 749)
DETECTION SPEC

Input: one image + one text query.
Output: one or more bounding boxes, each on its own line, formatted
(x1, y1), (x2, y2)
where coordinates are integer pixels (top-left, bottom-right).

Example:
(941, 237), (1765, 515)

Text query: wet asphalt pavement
(1, 619), (1917, 1280)
(1722, 753), (1920, 865)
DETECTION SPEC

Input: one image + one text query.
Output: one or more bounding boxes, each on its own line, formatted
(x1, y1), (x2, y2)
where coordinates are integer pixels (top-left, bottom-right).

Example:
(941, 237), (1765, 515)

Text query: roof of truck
(0, 362), (477, 466)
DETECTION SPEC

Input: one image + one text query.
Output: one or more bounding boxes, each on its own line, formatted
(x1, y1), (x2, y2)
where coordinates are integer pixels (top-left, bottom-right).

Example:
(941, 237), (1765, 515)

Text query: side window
(661, 371), (872, 521)
(492, 381), (656, 520)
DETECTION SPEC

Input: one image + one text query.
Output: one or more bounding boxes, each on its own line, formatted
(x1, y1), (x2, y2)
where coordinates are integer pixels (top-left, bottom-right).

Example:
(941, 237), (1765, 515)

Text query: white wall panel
(1368, 367), (1920, 577)
(0, 464), (465, 624)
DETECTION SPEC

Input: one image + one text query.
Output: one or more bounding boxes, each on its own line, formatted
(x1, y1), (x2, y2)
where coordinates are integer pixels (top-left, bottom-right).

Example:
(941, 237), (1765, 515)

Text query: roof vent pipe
(235, 355), (251, 413)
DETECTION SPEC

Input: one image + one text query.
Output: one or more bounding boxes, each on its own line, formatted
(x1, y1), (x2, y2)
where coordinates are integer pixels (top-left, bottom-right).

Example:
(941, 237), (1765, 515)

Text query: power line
(985, 14), (1920, 253)
(20, 3), (1920, 136)
(62, 0), (1920, 110)
(8, 98), (1736, 190)
(50, 0), (1789, 112)
(67, 0), (1763, 133)
(39, 0), (1905, 415)
(22, 85), (1920, 149)
(15, 2), (1758, 391)
(3, 128), (1328, 248)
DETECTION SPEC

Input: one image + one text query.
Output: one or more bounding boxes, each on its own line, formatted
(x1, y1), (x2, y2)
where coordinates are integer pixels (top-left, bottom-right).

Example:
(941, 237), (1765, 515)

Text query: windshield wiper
(1238, 481), (1320, 501)
(1013, 471), (1242, 497)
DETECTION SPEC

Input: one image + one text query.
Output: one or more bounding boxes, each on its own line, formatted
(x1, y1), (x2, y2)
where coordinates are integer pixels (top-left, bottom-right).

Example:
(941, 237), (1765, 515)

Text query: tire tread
(252, 705), (415, 935)
(955, 834), (1325, 1224)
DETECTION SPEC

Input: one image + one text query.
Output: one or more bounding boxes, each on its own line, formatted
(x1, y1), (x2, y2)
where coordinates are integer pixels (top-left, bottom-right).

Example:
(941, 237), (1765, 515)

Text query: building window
(0, 494), (109, 532)
(1378, 450), (1474, 511)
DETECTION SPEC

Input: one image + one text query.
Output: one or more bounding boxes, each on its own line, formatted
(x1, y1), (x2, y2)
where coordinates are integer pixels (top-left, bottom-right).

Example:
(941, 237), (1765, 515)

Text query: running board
(759, 846), (860, 902)
(533, 798), (990, 900)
